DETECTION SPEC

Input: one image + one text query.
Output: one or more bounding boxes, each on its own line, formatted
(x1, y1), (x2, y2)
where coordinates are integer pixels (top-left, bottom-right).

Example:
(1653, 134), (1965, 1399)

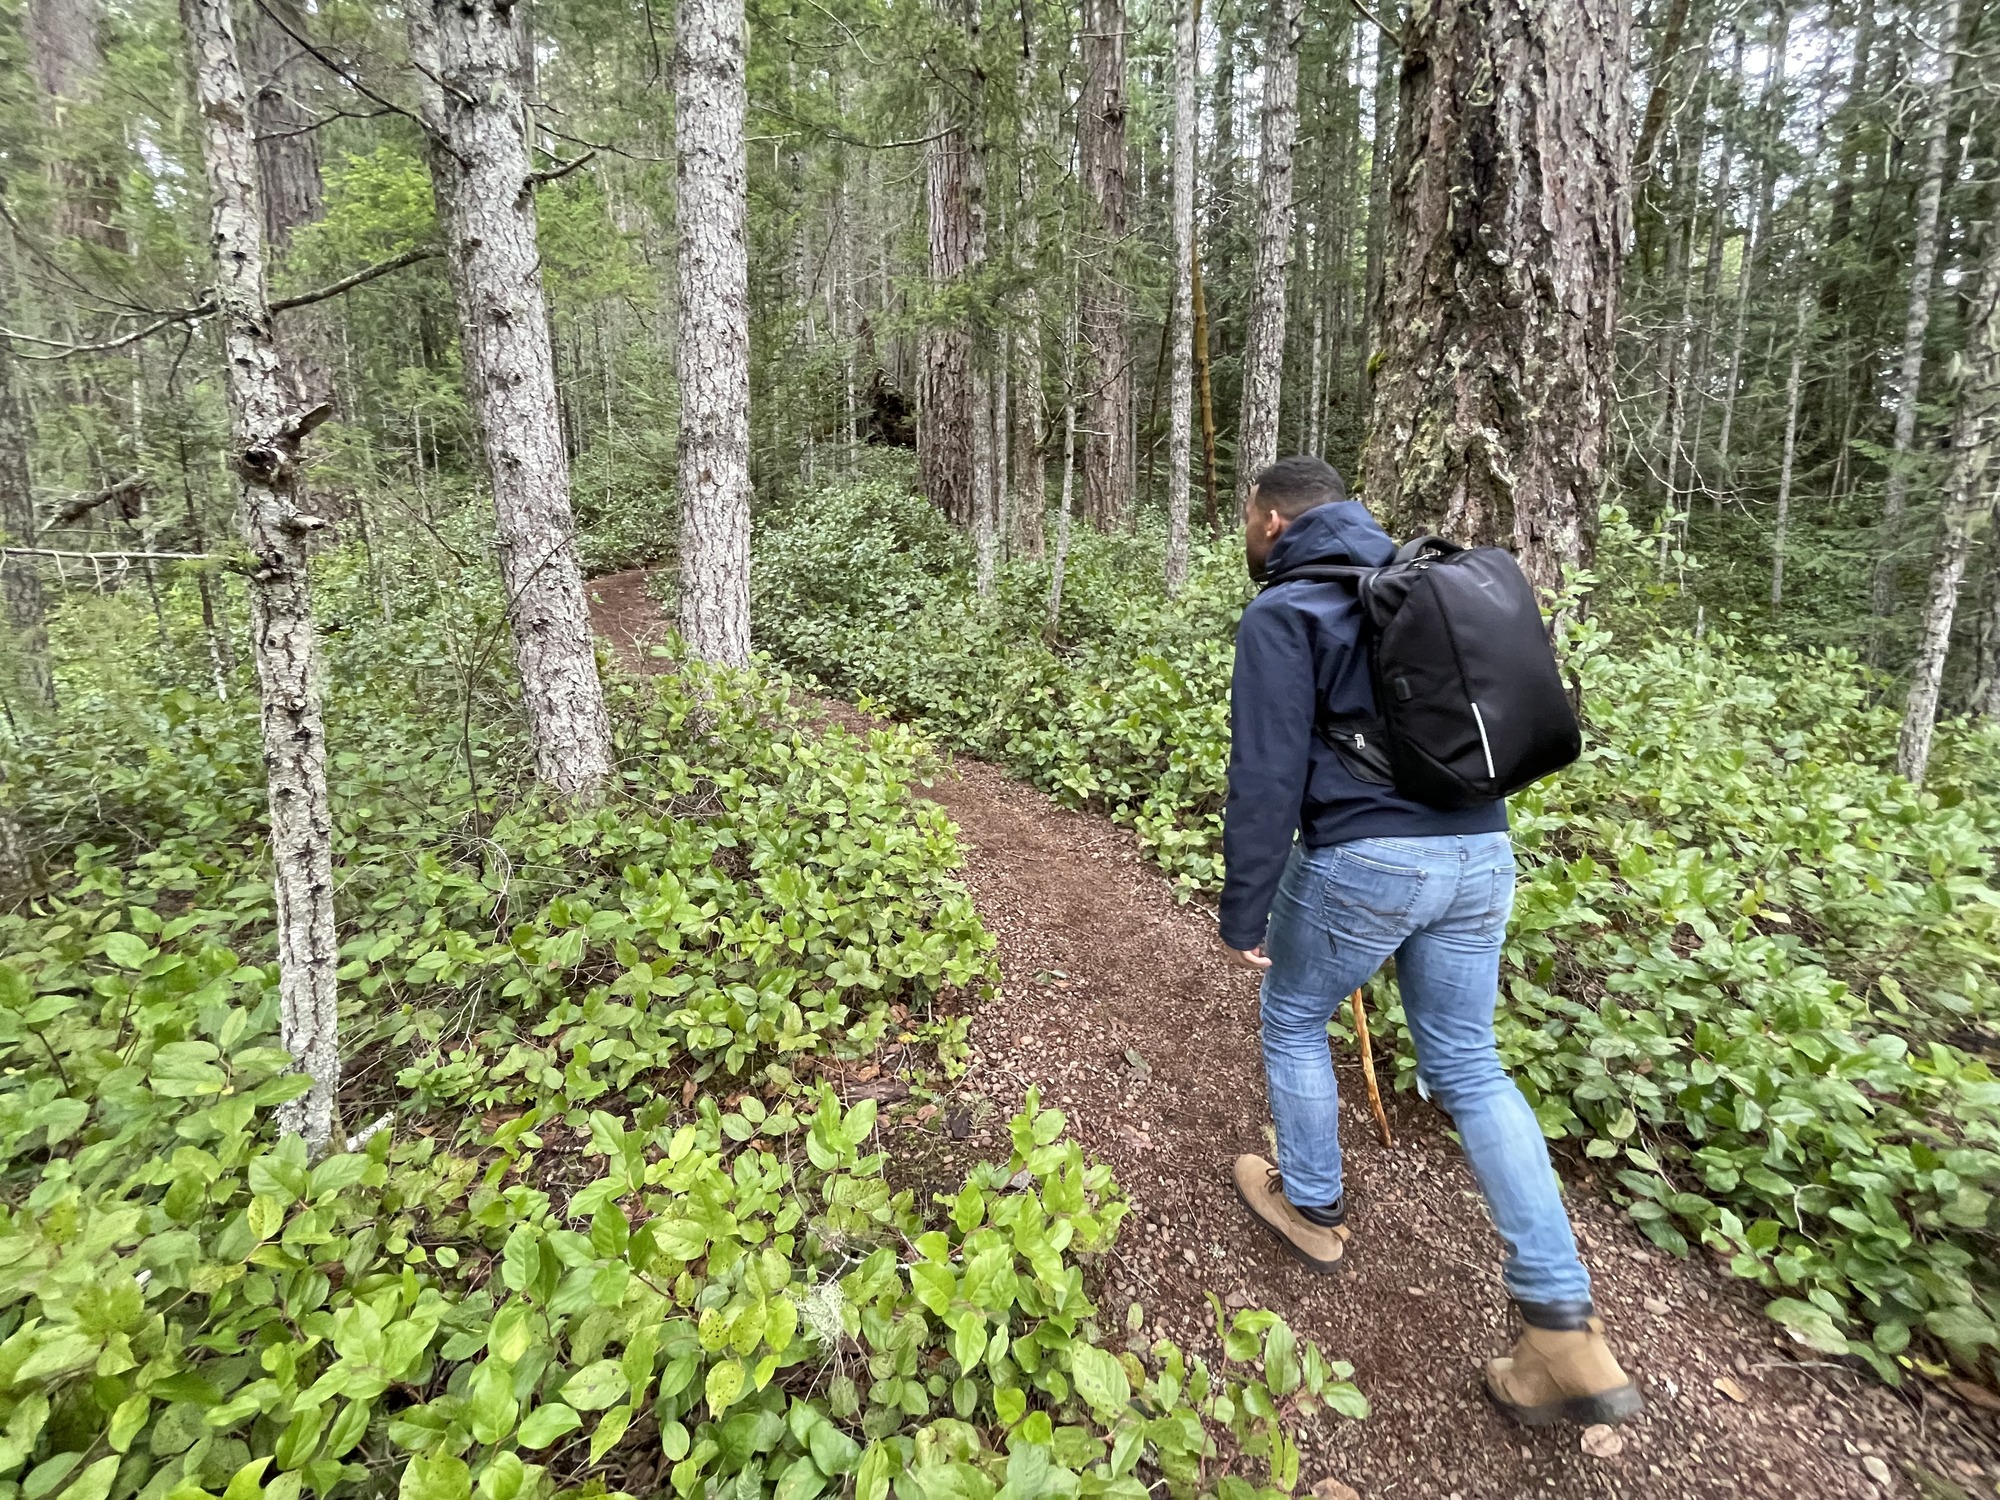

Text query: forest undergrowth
(0, 521), (1362, 1500)
(751, 463), (2000, 1392)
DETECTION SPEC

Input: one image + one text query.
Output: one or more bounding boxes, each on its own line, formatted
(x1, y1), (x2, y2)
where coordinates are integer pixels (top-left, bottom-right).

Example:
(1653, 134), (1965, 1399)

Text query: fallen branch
(2, 546), (214, 561)
(45, 474), (154, 529)
(344, 1111), (394, 1153)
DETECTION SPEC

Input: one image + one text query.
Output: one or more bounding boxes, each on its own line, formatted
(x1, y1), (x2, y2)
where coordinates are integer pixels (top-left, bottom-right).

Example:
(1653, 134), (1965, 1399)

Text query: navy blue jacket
(1219, 502), (1508, 949)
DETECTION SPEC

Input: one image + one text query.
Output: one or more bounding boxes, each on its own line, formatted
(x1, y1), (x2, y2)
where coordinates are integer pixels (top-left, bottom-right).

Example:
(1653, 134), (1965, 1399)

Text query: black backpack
(1263, 536), (1581, 809)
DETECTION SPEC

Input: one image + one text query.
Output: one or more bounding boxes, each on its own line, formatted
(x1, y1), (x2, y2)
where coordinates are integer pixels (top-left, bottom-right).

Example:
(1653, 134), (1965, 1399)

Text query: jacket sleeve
(1220, 601), (1316, 949)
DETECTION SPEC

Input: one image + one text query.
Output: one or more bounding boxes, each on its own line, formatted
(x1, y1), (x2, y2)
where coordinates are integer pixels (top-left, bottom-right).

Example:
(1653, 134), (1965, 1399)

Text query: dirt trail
(587, 569), (1998, 1500)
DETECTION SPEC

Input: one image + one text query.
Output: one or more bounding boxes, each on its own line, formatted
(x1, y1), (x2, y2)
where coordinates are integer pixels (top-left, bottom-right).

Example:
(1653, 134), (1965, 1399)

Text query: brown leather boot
(1231, 1154), (1348, 1272)
(1485, 1304), (1644, 1427)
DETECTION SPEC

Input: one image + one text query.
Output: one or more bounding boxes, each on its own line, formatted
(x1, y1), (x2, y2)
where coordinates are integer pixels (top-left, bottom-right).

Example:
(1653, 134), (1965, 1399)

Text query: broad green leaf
(1068, 1344), (1130, 1418)
(516, 1403), (582, 1449)
(102, 932), (152, 970)
(399, 1453), (471, 1500)
(562, 1359), (629, 1412)
(706, 1357), (746, 1416)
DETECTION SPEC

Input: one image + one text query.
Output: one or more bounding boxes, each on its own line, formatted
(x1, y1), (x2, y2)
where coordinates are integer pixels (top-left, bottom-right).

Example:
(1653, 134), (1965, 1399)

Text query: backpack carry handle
(1392, 535), (1463, 565)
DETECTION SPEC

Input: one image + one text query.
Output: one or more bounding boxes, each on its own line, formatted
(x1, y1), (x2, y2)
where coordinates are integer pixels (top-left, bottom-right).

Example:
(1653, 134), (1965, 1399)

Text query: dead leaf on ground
(1580, 1424), (1625, 1459)
(1712, 1375), (1749, 1404)
(1309, 1481), (1361, 1500)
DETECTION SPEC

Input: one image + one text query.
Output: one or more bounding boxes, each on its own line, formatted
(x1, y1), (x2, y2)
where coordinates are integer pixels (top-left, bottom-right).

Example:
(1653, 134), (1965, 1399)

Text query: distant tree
(920, 0), (984, 530)
(1079, 0), (1131, 529)
(1165, 0), (1197, 594)
(1234, 0), (1303, 514)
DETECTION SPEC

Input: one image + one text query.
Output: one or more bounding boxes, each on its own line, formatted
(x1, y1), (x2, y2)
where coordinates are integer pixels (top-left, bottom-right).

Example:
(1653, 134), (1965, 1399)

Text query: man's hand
(1227, 943), (1272, 971)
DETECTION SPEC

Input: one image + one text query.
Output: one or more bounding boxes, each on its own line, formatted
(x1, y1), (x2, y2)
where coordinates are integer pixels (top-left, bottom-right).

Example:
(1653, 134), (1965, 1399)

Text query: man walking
(1221, 456), (1642, 1429)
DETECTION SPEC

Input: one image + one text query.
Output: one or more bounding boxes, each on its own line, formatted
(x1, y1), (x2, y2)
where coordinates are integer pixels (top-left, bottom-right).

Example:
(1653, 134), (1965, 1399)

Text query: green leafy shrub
(753, 474), (2000, 1386)
(0, 544), (1362, 1498)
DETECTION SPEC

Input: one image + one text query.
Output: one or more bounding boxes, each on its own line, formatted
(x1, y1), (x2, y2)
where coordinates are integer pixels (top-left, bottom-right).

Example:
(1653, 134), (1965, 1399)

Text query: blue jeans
(1259, 834), (1592, 1306)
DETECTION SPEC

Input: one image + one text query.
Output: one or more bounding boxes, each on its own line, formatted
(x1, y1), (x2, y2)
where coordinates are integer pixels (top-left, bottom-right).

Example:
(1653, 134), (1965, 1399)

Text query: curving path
(589, 569), (1998, 1500)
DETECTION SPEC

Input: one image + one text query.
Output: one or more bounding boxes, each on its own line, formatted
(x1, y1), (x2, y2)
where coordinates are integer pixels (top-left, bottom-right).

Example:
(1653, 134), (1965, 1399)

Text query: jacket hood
(1263, 500), (1398, 577)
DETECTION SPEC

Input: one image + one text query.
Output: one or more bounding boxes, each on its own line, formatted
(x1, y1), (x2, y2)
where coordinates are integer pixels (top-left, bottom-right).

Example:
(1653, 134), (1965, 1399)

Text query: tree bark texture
(1010, 10), (1047, 555)
(1770, 292), (1810, 610)
(1360, 0), (1631, 597)
(1971, 518), (2000, 722)
(1872, 0), (1964, 620)
(1047, 292), (1079, 638)
(672, 0), (755, 664)
(1165, 0), (1197, 595)
(1362, 16), (1398, 400)
(920, 53), (981, 527)
(181, 0), (340, 1155)
(0, 348), (53, 709)
(411, 0), (621, 770)
(25, 0), (122, 249)
(1234, 0), (1304, 514)
(1079, 0), (1132, 530)
(240, 0), (324, 252)
(1897, 178), (2000, 786)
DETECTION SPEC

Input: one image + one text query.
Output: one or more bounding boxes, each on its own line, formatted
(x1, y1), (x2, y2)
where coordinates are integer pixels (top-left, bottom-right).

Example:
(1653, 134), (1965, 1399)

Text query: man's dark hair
(1250, 455), (1348, 518)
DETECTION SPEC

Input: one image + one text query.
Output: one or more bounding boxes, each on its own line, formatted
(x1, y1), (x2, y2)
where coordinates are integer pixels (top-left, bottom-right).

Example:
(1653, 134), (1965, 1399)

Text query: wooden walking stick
(1350, 988), (1394, 1148)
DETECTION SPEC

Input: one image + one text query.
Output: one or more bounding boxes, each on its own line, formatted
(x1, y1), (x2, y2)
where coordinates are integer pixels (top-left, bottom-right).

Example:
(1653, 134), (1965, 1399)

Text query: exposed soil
(586, 572), (2000, 1500)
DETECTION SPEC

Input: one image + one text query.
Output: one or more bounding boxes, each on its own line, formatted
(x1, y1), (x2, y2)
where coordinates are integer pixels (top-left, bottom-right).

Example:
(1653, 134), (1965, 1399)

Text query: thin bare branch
(0, 245), (439, 359)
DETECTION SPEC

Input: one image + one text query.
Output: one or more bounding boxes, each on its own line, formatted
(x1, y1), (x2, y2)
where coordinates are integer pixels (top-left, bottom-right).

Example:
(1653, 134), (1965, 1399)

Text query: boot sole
(1231, 1176), (1347, 1274)
(1486, 1380), (1645, 1429)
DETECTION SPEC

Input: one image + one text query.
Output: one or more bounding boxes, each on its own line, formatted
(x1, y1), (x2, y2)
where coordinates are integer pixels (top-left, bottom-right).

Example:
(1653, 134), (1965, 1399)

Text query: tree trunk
(1361, 13), (1397, 402)
(1630, 0), (1693, 189)
(1233, 0), (1304, 515)
(1716, 7), (1788, 475)
(1165, 0), (1197, 595)
(1360, 0), (1630, 597)
(1821, 0), (1875, 291)
(1770, 292), (1811, 611)
(974, 357), (997, 595)
(1047, 293), (1079, 639)
(920, 0), (985, 528)
(1685, 31), (1741, 480)
(1970, 508), (2000, 721)
(1079, 0), (1131, 529)
(1010, 3), (1046, 555)
(1192, 166), (1222, 532)
(181, 0), (340, 1155)
(1872, 0), (1965, 621)
(1898, 177), (2000, 785)
(0, 347), (53, 710)
(25, 0), (123, 250)
(240, 0), (324, 253)
(671, 0), (754, 662)
(411, 0), (618, 786)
